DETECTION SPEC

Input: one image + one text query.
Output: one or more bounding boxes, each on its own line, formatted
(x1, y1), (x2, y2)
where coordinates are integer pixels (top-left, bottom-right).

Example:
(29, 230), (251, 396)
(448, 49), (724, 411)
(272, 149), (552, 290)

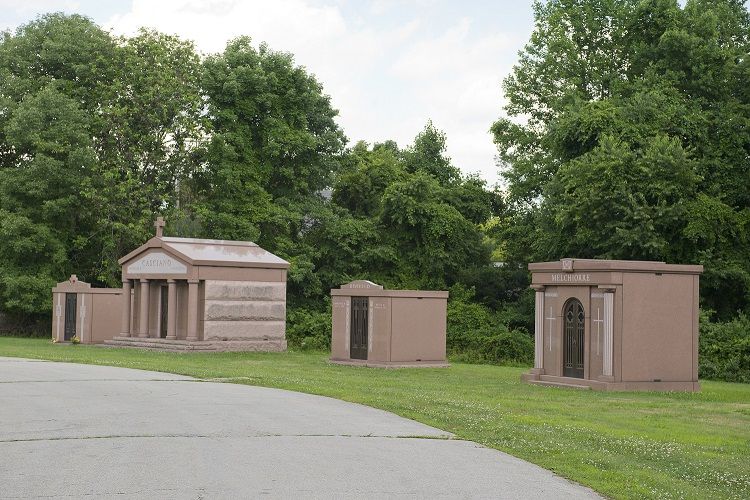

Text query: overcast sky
(0, 0), (537, 186)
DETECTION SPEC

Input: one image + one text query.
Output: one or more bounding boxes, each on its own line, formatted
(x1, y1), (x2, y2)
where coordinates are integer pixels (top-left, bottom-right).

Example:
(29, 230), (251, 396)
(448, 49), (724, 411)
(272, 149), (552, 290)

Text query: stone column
(138, 279), (150, 338)
(166, 279), (177, 340)
(120, 280), (132, 337)
(534, 289), (545, 370)
(345, 297), (351, 355)
(187, 279), (199, 341)
(602, 290), (614, 377)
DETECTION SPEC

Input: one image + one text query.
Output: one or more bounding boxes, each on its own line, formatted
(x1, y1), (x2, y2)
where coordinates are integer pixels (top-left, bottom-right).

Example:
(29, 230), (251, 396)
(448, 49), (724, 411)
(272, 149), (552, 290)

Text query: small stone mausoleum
(330, 280), (449, 367)
(52, 275), (122, 344)
(522, 259), (702, 391)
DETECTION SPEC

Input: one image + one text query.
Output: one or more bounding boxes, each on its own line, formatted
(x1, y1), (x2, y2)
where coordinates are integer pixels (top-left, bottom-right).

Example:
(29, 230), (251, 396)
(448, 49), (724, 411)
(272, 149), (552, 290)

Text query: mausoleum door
(350, 297), (368, 360)
(159, 286), (168, 339)
(64, 293), (77, 341)
(563, 298), (585, 378)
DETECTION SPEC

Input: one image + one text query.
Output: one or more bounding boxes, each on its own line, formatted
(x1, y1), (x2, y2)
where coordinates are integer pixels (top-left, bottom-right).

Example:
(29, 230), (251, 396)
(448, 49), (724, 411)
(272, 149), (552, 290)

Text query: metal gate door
(350, 297), (368, 360)
(64, 293), (77, 341)
(563, 298), (585, 378)
(160, 286), (169, 338)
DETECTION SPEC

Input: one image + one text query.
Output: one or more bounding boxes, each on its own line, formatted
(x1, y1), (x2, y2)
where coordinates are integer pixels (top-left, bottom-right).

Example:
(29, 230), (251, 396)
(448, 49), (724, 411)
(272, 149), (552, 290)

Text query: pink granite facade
(523, 259), (703, 391)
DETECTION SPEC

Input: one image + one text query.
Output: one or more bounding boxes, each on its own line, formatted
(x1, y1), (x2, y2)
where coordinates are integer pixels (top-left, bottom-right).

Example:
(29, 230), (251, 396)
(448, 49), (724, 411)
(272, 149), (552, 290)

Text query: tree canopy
(0, 14), (505, 330)
(493, 0), (750, 318)
(0, 15), (207, 315)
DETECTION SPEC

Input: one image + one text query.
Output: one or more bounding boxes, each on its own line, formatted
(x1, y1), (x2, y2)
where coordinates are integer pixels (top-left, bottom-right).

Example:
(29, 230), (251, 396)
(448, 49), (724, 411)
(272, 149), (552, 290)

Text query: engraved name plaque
(127, 252), (187, 274)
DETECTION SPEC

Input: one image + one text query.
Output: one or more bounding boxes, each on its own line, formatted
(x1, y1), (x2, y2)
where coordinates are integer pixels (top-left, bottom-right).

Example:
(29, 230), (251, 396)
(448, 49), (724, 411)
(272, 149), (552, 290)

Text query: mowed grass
(1, 337), (748, 499)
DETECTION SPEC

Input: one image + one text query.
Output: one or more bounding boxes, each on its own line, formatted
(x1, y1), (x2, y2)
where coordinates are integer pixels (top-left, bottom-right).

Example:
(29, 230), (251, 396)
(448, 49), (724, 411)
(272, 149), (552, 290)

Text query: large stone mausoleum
(522, 258), (702, 391)
(53, 218), (290, 352)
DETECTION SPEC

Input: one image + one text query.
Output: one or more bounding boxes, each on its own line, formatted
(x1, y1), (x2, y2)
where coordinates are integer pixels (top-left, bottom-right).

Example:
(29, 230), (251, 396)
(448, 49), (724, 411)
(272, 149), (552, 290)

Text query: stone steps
(102, 336), (287, 352)
(527, 380), (592, 390)
(103, 337), (217, 352)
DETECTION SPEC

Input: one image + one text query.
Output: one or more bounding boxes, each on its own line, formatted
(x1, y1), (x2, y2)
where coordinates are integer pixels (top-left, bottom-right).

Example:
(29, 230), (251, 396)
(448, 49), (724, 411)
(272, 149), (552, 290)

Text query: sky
(0, 0), (537, 186)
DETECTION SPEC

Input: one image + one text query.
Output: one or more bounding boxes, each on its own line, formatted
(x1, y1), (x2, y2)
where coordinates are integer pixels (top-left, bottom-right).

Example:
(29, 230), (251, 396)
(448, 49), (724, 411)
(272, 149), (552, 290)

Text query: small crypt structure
(522, 259), (702, 391)
(106, 219), (290, 351)
(52, 275), (123, 344)
(330, 280), (449, 367)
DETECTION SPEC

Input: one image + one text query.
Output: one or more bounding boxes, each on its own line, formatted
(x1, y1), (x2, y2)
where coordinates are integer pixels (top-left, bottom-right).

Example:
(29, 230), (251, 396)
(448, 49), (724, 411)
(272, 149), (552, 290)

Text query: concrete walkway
(0, 357), (600, 499)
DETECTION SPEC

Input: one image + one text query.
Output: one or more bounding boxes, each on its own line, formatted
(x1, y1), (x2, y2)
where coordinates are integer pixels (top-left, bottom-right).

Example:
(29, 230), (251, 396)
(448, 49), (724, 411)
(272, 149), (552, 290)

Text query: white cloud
(106, 0), (519, 185)
(0, 0), (80, 13)
(0, 0), (80, 31)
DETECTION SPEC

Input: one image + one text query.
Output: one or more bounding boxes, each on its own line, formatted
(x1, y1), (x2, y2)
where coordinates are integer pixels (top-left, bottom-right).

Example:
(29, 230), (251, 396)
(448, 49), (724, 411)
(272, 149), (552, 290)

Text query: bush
(481, 330), (534, 365)
(699, 313), (750, 383)
(0, 312), (49, 337)
(447, 298), (494, 351)
(286, 306), (331, 351)
(446, 284), (534, 366)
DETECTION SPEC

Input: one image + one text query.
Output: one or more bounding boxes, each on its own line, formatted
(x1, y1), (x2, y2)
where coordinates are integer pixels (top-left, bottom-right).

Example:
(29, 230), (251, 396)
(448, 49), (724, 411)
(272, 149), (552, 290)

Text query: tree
(0, 14), (205, 317)
(96, 28), (204, 282)
(0, 84), (95, 314)
(0, 14), (114, 315)
(195, 38), (346, 251)
(402, 121), (461, 185)
(493, 0), (750, 317)
(321, 126), (494, 293)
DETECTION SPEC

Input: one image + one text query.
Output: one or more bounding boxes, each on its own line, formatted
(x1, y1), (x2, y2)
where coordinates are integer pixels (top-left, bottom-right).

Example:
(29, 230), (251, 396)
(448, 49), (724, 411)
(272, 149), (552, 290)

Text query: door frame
(64, 293), (77, 341)
(350, 296), (368, 360)
(158, 284), (168, 339)
(562, 297), (585, 378)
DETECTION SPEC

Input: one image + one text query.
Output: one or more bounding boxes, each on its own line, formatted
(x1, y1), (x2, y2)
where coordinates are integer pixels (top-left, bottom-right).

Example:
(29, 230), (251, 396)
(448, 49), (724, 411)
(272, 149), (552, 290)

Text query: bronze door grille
(64, 293), (76, 341)
(160, 286), (169, 339)
(350, 297), (368, 360)
(563, 298), (585, 378)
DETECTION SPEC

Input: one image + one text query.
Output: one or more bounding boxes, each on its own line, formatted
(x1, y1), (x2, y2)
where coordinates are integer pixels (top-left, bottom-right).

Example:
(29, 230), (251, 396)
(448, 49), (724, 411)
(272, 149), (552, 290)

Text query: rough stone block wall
(203, 280), (286, 341)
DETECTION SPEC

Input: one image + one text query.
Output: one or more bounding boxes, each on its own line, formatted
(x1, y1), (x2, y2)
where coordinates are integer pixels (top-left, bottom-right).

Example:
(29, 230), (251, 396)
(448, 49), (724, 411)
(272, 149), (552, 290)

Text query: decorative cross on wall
(545, 306), (556, 351)
(55, 295), (62, 340)
(154, 217), (165, 238)
(593, 307), (604, 356)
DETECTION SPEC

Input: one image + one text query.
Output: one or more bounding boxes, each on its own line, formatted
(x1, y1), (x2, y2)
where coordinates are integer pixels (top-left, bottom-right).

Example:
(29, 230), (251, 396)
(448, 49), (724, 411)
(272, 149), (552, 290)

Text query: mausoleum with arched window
(522, 259), (702, 391)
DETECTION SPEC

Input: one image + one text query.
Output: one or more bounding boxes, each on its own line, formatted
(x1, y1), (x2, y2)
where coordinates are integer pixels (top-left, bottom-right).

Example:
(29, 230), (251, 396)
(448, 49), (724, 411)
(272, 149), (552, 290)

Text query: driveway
(0, 357), (600, 499)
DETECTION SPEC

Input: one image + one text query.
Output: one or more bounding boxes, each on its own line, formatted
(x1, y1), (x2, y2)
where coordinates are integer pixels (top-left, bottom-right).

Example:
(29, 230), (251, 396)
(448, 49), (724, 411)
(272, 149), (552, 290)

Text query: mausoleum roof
(529, 258), (702, 274)
(118, 236), (289, 269)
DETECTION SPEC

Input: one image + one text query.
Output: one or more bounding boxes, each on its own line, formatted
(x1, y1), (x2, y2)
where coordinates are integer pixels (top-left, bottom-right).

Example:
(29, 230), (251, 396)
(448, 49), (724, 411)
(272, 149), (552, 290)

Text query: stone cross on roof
(154, 217), (165, 238)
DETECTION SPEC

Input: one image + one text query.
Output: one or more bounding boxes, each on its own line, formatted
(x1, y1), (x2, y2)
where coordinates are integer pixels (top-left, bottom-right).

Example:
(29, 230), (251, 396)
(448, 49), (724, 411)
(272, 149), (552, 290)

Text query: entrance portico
(118, 276), (201, 342)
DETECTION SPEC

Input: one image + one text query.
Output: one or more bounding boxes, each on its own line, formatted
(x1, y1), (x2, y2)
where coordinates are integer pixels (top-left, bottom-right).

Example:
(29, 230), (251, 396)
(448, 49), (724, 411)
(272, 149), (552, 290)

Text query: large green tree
(493, 0), (750, 317)
(195, 38), (345, 243)
(0, 14), (204, 316)
(315, 126), (496, 293)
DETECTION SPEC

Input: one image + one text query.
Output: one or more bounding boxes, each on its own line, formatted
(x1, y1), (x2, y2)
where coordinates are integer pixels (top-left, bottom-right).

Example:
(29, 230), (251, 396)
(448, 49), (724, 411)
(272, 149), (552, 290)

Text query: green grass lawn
(1, 337), (748, 499)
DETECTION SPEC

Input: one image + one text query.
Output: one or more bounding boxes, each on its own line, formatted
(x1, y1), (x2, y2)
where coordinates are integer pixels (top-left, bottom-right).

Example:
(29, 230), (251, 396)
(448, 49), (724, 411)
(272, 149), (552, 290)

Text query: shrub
(480, 330), (534, 365)
(446, 285), (534, 366)
(699, 313), (750, 383)
(286, 306), (331, 351)
(447, 298), (494, 351)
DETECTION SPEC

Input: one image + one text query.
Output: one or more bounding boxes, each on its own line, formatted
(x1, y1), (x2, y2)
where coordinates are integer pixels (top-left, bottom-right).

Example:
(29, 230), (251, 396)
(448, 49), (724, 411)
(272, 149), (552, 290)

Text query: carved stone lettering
(341, 280), (384, 290)
(127, 252), (187, 274)
(551, 273), (590, 283)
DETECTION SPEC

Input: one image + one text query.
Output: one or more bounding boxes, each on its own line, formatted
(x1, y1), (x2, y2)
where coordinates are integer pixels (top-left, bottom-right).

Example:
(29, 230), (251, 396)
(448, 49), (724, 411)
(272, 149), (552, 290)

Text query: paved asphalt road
(0, 357), (600, 499)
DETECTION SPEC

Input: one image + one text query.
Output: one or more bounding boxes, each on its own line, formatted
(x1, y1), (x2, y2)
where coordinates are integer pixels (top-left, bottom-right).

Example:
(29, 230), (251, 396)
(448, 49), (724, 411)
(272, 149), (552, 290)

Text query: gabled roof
(118, 236), (289, 269)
